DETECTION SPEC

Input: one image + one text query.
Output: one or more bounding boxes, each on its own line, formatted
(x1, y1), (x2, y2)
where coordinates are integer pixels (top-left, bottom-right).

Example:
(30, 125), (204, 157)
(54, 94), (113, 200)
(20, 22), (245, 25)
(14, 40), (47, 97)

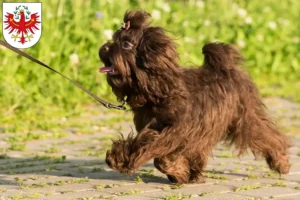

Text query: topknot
(123, 10), (151, 30)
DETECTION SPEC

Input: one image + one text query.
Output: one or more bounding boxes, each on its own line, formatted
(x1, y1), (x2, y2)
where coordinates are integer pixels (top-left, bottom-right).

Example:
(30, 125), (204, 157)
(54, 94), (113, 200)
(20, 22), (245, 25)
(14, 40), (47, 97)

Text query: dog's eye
(122, 41), (133, 50)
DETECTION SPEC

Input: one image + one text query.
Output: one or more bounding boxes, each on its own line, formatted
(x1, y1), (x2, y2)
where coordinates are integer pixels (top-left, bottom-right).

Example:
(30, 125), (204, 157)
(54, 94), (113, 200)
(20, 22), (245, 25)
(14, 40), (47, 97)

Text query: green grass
(234, 183), (268, 192)
(95, 184), (121, 190)
(0, 0), (299, 130)
(204, 172), (228, 180)
(22, 177), (89, 189)
(247, 173), (260, 179)
(115, 189), (143, 196)
(161, 193), (192, 200)
(44, 146), (62, 153)
(216, 153), (235, 158)
(9, 143), (26, 151)
(199, 191), (224, 196)
(91, 167), (105, 172)
(134, 176), (144, 183)
(0, 189), (7, 193)
(272, 181), (287, 187)
(60, 190), (74, 194)
(0, 154), (8, 159)
(138, 168), (157, 177)
(163, 184), (186, 190)
(81, 197), (95, 200)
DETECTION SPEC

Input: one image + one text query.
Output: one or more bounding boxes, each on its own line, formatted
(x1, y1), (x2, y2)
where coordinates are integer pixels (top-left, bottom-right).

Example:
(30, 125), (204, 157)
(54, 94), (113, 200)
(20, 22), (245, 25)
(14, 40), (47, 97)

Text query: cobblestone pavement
(0, 97), (300, 200)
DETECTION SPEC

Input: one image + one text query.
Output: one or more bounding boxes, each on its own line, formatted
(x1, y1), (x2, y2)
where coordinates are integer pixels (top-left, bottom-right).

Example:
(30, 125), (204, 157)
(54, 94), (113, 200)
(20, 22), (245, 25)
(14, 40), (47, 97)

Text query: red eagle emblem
(4, 9), (40, 44)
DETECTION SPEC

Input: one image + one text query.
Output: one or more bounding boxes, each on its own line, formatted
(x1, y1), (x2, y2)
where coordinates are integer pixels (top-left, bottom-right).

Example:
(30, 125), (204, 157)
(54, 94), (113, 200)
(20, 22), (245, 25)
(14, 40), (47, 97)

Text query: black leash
(0, 40), (126, 110)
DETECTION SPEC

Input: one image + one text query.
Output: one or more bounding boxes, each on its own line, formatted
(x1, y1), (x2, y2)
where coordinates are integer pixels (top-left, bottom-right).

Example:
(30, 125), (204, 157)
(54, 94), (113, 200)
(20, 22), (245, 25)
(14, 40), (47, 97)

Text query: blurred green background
(0, 0), (299, 132)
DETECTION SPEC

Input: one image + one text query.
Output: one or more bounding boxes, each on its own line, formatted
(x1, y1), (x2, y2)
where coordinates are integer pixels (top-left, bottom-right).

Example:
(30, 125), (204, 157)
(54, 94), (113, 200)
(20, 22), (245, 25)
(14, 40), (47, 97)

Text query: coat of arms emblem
(2, 3), (42, 49)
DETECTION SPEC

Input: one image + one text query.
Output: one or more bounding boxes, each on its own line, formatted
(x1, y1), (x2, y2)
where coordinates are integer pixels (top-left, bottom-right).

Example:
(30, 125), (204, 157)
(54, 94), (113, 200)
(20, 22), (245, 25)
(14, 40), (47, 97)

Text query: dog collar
(126, 96), (146, 108)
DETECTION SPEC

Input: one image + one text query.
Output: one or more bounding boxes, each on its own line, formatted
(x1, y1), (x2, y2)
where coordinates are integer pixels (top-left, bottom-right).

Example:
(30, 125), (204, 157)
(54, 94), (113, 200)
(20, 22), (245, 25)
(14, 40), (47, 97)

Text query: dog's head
(99, 10), (181, 107)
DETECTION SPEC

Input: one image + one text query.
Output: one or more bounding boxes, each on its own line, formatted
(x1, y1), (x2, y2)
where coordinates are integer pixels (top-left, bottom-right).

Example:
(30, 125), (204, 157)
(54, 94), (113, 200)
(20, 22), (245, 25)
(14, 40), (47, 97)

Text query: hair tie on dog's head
(121, 21), (130, 30)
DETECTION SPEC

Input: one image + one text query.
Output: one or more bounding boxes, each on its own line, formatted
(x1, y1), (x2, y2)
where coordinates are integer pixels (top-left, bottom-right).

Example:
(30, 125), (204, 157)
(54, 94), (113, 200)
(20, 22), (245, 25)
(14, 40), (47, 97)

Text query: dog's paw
(119, 167), (136, 175)
(266, 154), (290, 174)
(105, 150), (118, 170)
(106, 150), (135, 174)
(189, 175), (205, 184)
(105, 150), (125, 168)
(105, 138), (134, 172)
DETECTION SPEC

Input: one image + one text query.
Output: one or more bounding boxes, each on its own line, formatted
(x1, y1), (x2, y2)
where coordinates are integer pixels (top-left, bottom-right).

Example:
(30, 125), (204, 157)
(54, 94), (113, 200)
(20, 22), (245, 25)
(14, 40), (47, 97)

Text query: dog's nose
(99, 43), (111, 60)
(104, 46), (109, 52)
(101, 43), (111, 52)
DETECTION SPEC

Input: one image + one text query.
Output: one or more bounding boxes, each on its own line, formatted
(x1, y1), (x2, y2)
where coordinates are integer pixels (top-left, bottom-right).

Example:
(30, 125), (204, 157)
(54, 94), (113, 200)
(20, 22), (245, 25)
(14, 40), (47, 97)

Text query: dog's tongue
(99, 66), (114, 73)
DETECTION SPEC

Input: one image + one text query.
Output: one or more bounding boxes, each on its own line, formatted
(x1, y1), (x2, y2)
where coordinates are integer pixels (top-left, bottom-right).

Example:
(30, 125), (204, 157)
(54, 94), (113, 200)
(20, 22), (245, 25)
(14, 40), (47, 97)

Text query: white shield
(2, 2), (42, 49)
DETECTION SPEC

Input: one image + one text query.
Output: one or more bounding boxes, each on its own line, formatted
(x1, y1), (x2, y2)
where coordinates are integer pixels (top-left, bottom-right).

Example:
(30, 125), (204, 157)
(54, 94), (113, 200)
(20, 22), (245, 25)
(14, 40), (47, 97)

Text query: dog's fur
(99, 10), (291, 183)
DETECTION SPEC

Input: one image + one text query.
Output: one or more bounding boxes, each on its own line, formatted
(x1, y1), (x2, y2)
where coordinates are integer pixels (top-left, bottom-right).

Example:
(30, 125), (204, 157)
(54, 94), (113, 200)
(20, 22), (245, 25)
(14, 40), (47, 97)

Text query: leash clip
(106, 100), (126, 110)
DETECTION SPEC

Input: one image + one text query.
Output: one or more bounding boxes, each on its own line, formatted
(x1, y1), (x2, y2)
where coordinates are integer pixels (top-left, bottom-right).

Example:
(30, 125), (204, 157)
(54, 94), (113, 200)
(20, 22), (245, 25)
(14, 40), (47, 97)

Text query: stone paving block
(135, 190), (252, 200)
(289, 146), (300, 153)
(0, 189), (51, 200)
(126, 190), (182, 200)
(39, 183), (96, 192)
(41, 190), (111, 200)
(289, 165), (300, 173)
(114, 195), (154, 200)
(221, 178), (300, 196)
(132, 176), (170, 185)
(276, 195), (300, 200)
(0, 185), (19, 192)
(234, 187), (300, 199)
(124, 184), (231, 199)
(89, 171), (144, 183)
(98, 182), (160, 195)
(284, 174), (300, 182)
(266, 192), (300, 200)
(0, 162), (71, 175)
(204, 172), (246, 182)
(168, 183), (232, 196)
(206, 162), (265, 171)
(188, 192), (256, 200)
(221, 178), (296, 188)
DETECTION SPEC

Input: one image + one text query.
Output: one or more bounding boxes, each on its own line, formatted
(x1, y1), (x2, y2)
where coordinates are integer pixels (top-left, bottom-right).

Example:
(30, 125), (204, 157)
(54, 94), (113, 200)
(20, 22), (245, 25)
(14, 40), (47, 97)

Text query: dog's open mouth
(99, 66), (118, 74)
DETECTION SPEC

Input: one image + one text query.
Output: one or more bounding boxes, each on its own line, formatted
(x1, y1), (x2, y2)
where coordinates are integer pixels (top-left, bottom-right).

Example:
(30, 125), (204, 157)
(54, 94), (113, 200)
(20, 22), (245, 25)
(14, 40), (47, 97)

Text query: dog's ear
(124, 10), (151, 30)
(137, 27), (179, 70)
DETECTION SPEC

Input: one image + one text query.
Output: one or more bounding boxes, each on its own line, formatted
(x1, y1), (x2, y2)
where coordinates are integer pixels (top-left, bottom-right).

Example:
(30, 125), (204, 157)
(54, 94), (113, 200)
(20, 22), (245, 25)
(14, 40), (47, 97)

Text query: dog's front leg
(105, 137), (131, 174)
(106, 126), (184, 174)
(127, 129), (160, 171)
(105, 131), (152, 174)
(126, 126), (183, 173)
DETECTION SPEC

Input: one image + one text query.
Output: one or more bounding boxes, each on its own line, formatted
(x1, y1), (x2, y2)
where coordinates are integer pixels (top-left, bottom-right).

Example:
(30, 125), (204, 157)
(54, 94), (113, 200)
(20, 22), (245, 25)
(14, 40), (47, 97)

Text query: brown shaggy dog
(99, 10), (291, 183)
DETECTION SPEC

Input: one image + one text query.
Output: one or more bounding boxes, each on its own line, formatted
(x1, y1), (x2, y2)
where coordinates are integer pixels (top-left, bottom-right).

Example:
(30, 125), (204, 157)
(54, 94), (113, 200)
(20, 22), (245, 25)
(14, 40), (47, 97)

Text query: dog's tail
(202, 42), (244, 72)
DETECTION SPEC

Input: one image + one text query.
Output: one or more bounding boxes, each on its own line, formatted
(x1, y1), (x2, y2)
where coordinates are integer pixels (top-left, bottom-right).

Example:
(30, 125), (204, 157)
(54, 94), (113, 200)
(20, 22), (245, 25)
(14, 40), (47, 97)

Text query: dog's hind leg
(154, 155), (190, 184)
(249, 122), (290, 174)
(153, 152), (208, 184)
(230, 112), (291, 174)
